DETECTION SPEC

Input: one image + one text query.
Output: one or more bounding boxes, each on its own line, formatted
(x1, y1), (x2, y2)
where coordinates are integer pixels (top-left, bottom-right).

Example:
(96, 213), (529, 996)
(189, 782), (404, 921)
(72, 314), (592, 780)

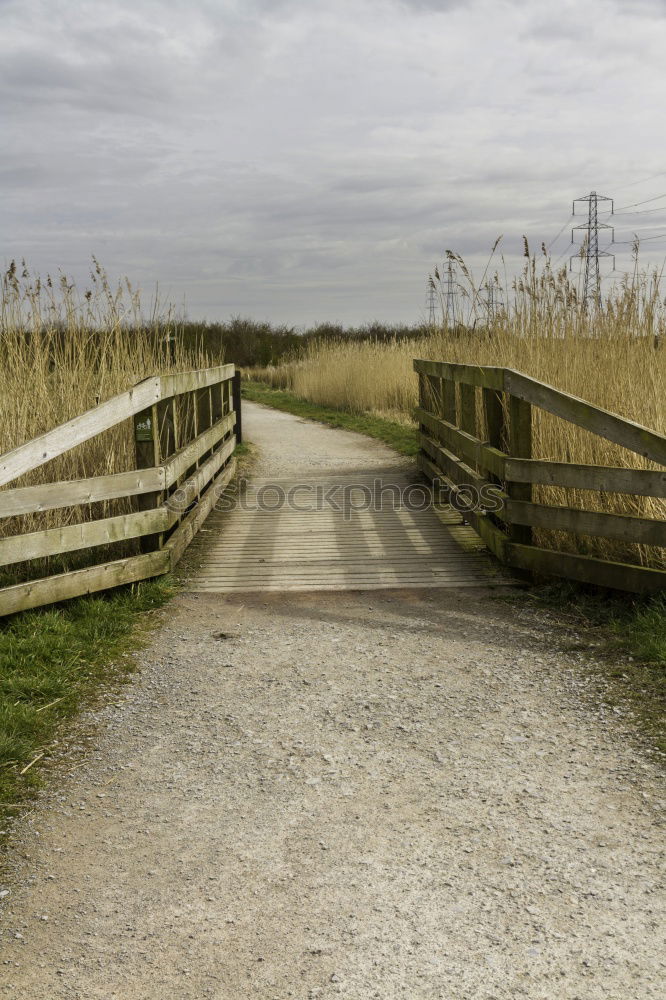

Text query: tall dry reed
(0, 261), (215, 559)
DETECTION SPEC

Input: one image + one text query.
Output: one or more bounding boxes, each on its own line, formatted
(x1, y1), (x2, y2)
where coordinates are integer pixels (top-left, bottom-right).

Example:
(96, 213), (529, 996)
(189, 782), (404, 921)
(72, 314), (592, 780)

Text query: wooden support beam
(0, 378), (161, 488)
(0, 468), (165, 519)
(232, 371), (242, 444)
(504, 458), (666, 497)
(508, 394), (533, 546)
(415, 408), (506, 479)
(442, 378), (456, 424)
(458, 384), (477, 443)
(134, 403), (163, 552)
(0, 550), (169, 618)
(413, 359), (505, 390)
(504, 369), (666, 465)
(0, 509), (169, 568)
(506, 499), (666, 547)
(159, 364), (235, 398)
(165, 457), (237, 567)
(164, 412), (235, 487)
(507, 543), (666, 594)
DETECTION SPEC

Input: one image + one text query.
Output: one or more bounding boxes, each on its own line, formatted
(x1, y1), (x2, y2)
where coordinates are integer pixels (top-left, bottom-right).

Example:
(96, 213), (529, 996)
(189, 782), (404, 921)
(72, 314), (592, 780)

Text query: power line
(547, 214), (574, 251)
(613, 205), (666, 216)
(606, 171), (666, 193)
(611, 233), (666, 244)
(614, 192), (666, 211)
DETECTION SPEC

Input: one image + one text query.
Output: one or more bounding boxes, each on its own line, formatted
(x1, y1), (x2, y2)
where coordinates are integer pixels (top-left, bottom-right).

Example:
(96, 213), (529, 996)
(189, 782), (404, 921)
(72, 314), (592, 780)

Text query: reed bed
(253, 252), (666, 569)
(0, 262), (214, 575)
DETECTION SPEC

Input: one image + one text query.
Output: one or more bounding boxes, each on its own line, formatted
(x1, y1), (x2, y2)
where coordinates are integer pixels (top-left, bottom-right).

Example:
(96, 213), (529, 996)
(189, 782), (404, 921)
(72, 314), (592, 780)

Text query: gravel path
(0, 403), (663, 999)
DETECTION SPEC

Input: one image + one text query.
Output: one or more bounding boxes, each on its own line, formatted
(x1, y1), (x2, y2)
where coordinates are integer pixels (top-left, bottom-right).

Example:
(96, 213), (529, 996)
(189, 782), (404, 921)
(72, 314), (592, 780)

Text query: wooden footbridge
(0, 360), (664, 616)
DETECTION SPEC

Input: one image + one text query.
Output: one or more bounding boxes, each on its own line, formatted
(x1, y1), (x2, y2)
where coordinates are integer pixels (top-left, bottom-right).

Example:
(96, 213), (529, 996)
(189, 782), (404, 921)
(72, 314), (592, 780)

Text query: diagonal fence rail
(0, 364), (241, 616)
(414, 359), (666, 593)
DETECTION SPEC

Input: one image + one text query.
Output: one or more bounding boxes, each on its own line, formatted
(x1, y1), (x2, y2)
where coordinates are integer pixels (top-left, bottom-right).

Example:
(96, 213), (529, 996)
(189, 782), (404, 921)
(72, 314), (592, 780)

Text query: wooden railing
(414, 359), (666, 593)
(0, 364), (241, 616)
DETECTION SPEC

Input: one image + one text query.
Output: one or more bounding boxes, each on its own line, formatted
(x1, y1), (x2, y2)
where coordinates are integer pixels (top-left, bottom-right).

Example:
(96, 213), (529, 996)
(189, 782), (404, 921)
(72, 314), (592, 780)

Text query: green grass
(242, 380), (419, 456)
(0, 578), (174, 824)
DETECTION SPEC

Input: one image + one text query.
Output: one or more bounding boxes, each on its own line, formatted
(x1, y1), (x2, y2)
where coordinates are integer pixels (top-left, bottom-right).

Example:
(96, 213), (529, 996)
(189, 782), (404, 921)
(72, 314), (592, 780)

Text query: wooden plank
(506, 499), (666, 547)
(417, 452), (509, 562)
(0, 509), (169, 568)
(0, 377), (161, 489)
(186, 462), (511, 593)
(164, 412), (235, 487)
(232, 371), (243, 444)
(508, 394), (532, 546)
(413, 359), (505, 390)
(504, 369), (666, 466)
(418, 440), (509, 528)
(166, 458), (237, 567)
(0, 468), (165, 519)
(165, 436), (236, 528)
(415, 408), (506, 479)
(505, 458), (666, 497)
(0, 550), (169, 617)
(191, 580), (502, 593)
(507, 543), (666, 594)
(420, 433), (504, 497)
(159, 364), (235, 398)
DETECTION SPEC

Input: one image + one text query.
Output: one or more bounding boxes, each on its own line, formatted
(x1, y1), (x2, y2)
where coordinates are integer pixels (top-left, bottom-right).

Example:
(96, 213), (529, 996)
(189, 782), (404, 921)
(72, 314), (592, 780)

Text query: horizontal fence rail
(0, 365), (241, 616)
(414, 359), (666, 593)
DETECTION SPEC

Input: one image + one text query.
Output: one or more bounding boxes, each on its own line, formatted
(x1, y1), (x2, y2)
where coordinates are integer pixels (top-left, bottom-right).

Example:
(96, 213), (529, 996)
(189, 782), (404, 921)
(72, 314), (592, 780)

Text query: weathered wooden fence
(0, 364), (241, 616)
(414, 359), (666, 592)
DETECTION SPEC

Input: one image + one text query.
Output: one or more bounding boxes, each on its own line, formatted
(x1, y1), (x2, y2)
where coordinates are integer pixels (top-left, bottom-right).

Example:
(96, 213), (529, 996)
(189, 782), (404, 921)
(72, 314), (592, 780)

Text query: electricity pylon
(426, 276), (437, 326)
(484, 281), (503, 320)
(570, 191), (615, 307)
(444, 262), (459, 326)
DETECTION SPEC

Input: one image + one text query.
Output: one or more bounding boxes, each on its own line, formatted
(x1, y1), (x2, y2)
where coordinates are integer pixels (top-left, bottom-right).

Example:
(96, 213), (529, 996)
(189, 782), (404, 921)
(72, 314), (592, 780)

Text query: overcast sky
(3, 0), (666, 326)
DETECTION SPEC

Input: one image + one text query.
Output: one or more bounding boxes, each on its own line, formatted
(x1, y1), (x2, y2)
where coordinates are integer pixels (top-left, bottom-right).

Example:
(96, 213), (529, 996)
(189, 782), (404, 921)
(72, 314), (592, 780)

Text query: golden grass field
(0, 262), (210, 563)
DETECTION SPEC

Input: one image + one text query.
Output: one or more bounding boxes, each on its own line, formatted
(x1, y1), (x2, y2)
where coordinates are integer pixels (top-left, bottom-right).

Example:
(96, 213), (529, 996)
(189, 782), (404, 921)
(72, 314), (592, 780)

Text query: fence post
(442, 377), (456, 424)
(425, 374), (443, 417)
(508, 395), (532, 545)
(483, 387), (504, 452)
(232, 370), (242, 445)
(134, 404), (163, 552)
(459, 383), (476, 437)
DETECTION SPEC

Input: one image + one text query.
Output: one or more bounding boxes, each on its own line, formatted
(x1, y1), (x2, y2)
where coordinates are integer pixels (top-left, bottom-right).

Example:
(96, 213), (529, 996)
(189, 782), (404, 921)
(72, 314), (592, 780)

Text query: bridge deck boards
(181, 472), (513, 593)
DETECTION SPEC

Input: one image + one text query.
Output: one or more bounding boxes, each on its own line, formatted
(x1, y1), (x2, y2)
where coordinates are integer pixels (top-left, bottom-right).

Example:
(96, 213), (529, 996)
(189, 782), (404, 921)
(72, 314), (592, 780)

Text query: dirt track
(0, 405), (663, 999)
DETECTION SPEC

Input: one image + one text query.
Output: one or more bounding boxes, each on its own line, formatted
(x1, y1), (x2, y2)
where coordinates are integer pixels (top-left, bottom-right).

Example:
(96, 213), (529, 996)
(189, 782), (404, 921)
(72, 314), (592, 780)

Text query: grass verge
(0, 577), (174, 828)
(242, 379), (419, 456)
(513, 584), (666, 756)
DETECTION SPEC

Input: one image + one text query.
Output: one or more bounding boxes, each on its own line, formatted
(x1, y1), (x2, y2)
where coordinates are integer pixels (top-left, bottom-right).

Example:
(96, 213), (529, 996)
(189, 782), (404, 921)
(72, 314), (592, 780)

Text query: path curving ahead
(0, 404), (663, 999)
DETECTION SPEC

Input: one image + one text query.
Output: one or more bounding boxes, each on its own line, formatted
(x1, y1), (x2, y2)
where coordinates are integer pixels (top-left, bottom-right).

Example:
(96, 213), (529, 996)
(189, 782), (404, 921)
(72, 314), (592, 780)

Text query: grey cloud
(396, 0), (469, 10)
(2, 0), (666, 325)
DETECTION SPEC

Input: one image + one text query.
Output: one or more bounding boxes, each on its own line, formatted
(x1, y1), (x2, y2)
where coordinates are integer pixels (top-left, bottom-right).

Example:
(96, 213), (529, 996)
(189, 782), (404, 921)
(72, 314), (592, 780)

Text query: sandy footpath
(0, 404), (663, 999)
